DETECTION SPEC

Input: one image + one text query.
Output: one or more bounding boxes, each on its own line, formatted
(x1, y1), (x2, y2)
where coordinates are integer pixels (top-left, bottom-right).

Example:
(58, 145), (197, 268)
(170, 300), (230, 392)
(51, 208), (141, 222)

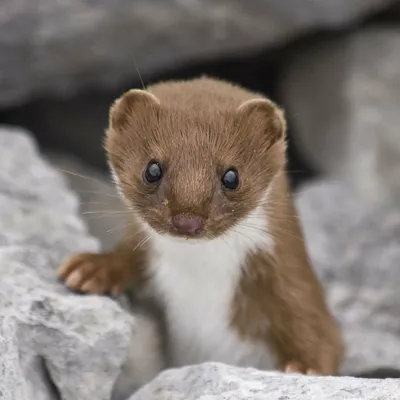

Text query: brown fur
(58, 76), (344, 374)
(231, 172), (344, 374)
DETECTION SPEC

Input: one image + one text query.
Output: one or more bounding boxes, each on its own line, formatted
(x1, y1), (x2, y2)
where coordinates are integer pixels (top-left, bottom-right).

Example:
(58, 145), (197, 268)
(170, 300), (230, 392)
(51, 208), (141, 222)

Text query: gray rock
(131, 362), (400, 399)
(0, 0), (396, 107)
(43, 150), (125, 251)
(295, 179), (400, 375)
(280, 27), (400, 209)
(0, 126), (163, 400)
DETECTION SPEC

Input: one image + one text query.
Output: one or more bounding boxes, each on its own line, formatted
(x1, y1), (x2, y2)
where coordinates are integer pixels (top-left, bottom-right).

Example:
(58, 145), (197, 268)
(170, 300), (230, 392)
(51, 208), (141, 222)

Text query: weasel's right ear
(109, 89), (160, 131)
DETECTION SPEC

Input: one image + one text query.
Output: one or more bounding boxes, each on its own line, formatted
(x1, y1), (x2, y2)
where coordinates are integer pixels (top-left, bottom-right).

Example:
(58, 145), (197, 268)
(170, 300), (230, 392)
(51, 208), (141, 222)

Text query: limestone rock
(0, 125), (135, 400)
(295, 179), (400, 375)
(280, 27), (400, 209)
(131, 362), (400, 399)
(0, 0), (396, 107)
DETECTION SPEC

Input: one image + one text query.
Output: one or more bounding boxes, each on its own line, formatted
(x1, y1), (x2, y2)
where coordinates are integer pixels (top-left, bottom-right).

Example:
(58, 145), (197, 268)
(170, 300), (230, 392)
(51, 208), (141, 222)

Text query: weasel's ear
(236, 98), (286, 147)
(109, 89), (160, 131)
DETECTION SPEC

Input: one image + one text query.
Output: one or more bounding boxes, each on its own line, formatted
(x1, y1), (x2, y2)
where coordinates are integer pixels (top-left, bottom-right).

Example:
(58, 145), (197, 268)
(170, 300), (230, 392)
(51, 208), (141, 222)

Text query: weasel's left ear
(236, 98), (286, 148)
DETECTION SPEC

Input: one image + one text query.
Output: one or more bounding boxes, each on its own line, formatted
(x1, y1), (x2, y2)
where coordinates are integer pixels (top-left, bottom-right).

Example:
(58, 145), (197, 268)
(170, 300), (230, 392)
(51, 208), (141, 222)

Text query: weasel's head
(105, 84), (286, 242)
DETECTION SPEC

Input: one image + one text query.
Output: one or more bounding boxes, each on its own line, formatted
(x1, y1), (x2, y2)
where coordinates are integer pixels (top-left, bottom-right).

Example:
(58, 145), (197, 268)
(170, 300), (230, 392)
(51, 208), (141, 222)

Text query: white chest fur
(146, 207), (276, 370)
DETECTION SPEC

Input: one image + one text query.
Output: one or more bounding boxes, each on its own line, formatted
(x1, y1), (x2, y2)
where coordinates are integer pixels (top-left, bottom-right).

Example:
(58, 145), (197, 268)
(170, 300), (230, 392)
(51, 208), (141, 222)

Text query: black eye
(221, 168), (240, 190)
(144, 161), (163, 184)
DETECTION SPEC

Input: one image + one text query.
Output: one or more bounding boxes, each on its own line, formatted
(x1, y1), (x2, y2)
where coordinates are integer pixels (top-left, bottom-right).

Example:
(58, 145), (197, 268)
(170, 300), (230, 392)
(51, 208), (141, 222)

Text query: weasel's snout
(172, 215), (204, 236)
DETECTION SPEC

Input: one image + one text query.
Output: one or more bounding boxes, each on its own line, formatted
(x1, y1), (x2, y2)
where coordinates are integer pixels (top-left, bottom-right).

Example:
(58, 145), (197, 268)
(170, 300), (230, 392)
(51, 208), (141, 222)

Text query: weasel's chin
(169, 235), (199, 243)
(153, 229), (214, 245)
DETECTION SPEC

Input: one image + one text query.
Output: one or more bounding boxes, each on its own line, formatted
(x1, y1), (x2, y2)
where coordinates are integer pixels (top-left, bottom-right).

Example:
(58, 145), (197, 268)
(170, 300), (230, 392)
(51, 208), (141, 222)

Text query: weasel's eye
(221, 168), (240, 190)
(144, 161), (163, 184)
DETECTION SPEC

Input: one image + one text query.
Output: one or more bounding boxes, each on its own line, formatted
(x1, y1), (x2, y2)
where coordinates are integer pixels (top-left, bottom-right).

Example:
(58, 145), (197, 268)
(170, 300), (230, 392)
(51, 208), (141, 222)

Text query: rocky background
(2, 0), (400, 398)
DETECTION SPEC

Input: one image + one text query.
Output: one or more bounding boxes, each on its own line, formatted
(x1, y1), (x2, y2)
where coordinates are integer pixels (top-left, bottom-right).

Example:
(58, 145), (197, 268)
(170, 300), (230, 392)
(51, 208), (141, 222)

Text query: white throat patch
(146, 203), (275, 369)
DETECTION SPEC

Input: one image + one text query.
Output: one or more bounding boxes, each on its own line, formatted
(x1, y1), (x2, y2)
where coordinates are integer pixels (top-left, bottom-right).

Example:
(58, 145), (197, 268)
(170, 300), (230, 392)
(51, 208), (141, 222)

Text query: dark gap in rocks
(0, 2), (396, 189)
(369, 1), (400, 23)
(355, 367), (400, 379)
(40, 356), (62, 400)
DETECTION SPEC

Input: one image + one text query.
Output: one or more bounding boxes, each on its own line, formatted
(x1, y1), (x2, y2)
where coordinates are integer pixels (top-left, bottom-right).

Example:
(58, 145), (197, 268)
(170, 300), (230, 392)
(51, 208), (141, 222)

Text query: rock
(280, 27), (400, 209)
(131, 362), (400, 399)
(0, 126), (162, 400)
(294, 179), (400, 375)
(0, 0), (397, 107)
(43, 150), (125, 251)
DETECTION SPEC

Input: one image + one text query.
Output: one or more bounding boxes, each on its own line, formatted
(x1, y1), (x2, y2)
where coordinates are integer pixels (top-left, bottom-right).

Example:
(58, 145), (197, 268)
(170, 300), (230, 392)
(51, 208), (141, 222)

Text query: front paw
(58, 252), (125, 295)
(284, 361), (318, 376)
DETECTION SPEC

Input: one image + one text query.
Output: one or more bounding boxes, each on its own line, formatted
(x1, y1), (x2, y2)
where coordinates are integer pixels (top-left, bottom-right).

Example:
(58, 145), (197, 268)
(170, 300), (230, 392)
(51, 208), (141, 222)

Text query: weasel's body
(59, 77), (344, 381)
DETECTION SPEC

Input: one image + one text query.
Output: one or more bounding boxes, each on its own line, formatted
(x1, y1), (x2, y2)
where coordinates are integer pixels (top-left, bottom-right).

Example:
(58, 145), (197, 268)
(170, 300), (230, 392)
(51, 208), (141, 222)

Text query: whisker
(73, 190), (120, 199)
(246, 213), (302, 223)
(237, 222), (306, 244)
(83, 215), (131, 222)
(81, 210), (130, 215)
(79, 201), (117, 206)
(230, 227), (259, 248)
(219, 236), (238, 265)
(132, 54), (146, 90)
(58, 168), (113, 185)
(131, 234), (152, 253)
(106, 222), (135, 235)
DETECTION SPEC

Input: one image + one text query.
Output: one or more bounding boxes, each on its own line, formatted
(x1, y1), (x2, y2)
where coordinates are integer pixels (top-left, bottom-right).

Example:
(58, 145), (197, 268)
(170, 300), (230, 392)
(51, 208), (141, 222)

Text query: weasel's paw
(284, 361), (319, 376)
(57, 253), (124, 295)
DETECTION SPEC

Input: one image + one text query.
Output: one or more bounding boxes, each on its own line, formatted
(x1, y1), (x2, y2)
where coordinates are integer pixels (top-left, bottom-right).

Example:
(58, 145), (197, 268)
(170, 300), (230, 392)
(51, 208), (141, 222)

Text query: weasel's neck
(144, 204), (276, 369)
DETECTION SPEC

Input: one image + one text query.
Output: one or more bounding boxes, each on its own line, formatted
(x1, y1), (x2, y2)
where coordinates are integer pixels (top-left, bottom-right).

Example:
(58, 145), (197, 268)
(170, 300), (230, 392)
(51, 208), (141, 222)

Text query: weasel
(58, 76), (344, 376)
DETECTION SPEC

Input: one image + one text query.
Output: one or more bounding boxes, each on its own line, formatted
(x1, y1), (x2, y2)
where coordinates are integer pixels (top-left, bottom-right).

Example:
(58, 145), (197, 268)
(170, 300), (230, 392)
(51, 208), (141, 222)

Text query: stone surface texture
(295, 179), (400, 375)
(131, 362), (400, 399)
(0, 0), (396, 107)
(280, 27), (400, 209)
(0, 125), (134, 400)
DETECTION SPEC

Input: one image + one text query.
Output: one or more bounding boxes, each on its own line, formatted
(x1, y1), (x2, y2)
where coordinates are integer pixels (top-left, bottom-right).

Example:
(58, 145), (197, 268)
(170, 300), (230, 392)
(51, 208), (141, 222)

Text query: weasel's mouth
(168, 231), (205, 241)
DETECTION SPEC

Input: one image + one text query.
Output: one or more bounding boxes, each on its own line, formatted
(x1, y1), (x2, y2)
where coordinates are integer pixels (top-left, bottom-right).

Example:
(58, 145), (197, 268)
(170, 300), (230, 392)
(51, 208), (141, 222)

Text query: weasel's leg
(269, 294), (345, 376)
(58, 234), (148, 295)
(284, 361), (318, 375)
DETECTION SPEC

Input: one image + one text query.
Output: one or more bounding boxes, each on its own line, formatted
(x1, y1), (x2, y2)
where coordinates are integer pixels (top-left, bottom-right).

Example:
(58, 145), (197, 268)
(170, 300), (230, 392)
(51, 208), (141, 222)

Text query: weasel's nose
(172, 216), (204, 236)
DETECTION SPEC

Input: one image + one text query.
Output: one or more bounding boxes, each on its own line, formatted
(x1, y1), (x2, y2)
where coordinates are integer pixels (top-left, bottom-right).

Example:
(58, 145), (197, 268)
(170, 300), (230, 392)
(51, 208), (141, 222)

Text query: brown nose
(172, 216), (204, 236)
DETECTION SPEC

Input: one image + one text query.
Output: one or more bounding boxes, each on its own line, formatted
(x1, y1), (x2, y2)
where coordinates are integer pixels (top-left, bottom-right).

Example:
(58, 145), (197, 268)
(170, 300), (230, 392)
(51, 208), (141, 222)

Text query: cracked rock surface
(0, 125), (134, 400)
